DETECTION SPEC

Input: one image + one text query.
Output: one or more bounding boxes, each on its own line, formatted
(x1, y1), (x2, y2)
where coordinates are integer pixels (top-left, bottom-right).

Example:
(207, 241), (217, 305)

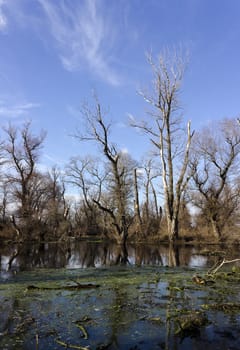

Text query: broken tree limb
(208, 258), (240, 275)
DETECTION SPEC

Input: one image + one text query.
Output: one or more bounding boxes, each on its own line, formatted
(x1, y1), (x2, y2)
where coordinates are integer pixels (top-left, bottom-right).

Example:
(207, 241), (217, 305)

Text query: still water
(0, 240), (237, 273)
(0, 241), (240, 350)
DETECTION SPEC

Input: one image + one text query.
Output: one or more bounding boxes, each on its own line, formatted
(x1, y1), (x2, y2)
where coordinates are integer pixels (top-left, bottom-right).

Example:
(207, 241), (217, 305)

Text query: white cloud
(0, 101), (40, 118)
(121, 148), (129, 154)
(0, 0), (7, 31)
(38, 0), (121, 86)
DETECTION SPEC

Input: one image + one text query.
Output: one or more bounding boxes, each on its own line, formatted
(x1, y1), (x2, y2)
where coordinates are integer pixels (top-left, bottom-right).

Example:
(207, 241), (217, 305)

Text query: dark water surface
(0, 241), (240, 349)
(1, 240), (239, 273)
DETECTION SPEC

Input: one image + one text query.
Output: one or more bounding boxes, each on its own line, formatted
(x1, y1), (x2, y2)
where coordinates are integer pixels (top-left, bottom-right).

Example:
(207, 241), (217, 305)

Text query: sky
(0, 0), (240, 171)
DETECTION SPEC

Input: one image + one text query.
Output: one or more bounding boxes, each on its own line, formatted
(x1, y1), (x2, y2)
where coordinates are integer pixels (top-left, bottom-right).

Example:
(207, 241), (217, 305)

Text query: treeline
(1, 51), (240, 244)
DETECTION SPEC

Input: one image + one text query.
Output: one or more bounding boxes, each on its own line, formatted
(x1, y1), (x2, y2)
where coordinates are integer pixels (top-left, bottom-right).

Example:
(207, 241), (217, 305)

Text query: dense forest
(1, 52), (240, 245)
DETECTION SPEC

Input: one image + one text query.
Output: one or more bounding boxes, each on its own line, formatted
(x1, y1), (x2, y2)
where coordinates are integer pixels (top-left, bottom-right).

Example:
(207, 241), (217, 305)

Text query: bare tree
(134, 158), (162, 236)
(74, 99), (136, 244)
(43, 166), (71, 239)
(3, 121), (46, 238)
(0, 140), (11, 233)
(190, 118), (240, 240)
(66, 156), (104, 235)
(131, 50), (194, 242)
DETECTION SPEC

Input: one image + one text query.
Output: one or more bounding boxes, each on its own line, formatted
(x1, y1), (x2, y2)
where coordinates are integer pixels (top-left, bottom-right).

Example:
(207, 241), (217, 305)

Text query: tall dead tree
(131, 50), (194, 242)
(75, 99), (135, 244)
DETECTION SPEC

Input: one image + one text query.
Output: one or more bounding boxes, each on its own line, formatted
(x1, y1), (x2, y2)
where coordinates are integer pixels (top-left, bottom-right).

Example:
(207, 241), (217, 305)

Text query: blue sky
(0, 0), (240, 169)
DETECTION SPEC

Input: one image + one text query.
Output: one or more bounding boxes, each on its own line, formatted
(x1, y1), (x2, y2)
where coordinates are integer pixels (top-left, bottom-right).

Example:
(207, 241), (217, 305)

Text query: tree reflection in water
(168, 243), (180, 267)
(0, 240), (239, 273)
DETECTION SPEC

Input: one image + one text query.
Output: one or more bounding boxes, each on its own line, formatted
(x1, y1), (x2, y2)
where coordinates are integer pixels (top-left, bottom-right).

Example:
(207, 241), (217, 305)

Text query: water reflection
(0, 240), (239, 274)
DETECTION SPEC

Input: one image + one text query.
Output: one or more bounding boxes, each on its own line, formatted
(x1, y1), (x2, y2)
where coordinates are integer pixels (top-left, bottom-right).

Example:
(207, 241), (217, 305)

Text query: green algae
(201, 302), (240, 312)
(174, 310), (209, 336)
(1, 266), (240, 349)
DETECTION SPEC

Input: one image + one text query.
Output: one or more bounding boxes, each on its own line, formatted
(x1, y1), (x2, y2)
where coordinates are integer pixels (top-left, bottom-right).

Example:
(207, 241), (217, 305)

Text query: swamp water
(0, 242), (240, 349)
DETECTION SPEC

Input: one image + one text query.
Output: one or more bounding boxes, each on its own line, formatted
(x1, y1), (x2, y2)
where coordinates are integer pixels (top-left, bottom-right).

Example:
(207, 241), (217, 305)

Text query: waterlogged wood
(192, 275), (215, 286)
(175, 311), (208, 336)
(55, 338), (89, 350)
(75, 323), (88, 340)
(202, 302), (240, 312)
(26, 283), (100, 291)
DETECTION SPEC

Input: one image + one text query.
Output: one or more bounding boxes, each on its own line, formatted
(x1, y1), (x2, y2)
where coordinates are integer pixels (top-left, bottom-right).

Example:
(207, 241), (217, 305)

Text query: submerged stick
(75, 324), (88, 339)
(36, 333), (39, 350)
(55, 338), (89, 350)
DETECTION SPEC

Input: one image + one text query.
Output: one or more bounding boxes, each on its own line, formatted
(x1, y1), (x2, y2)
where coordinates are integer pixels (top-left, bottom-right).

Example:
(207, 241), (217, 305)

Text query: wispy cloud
(38, 0), (122, 86)
(121, 147), (129, 154)
(0, 0), (7, 31)
(115, 121), (127, 129)
(0, 100), (40, 118)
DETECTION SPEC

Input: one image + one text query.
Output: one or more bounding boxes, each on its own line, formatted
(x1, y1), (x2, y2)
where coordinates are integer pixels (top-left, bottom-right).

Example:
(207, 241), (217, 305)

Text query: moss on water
(201, 302), (240, 312)
(1, 266), (240, 349)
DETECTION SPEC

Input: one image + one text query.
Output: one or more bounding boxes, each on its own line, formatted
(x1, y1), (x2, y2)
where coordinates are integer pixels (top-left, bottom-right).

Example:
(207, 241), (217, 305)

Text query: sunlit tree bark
(131, 50), (194, 242)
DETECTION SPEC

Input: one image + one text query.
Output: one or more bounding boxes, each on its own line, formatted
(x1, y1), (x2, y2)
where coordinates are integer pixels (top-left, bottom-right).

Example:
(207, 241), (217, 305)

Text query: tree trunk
(210, 217), (221, 240)
(119, 215), (128, 245)
(133, 168), (142, 234)
(114, 241), (128, 265)
(169, 216), (179, 242)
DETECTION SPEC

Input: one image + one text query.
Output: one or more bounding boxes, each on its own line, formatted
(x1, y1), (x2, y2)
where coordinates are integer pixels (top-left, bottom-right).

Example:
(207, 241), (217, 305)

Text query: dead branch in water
(208, 258), (240, 275)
